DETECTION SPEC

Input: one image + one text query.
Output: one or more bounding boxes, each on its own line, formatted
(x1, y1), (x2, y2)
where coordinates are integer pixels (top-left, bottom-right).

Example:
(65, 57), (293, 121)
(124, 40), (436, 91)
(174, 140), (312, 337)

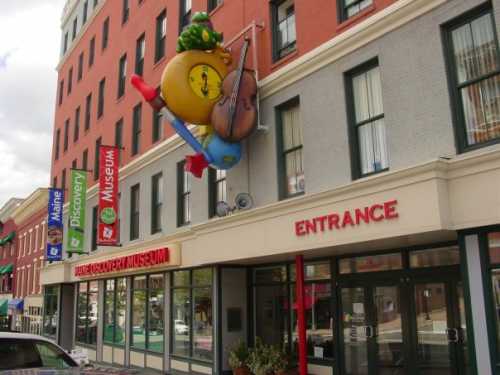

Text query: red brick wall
(0, 219), (17, 295)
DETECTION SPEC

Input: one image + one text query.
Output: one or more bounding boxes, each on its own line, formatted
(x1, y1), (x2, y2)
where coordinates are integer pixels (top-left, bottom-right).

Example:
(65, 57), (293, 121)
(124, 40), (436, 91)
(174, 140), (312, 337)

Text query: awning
(8, 299), (23, 311)
(0, 264), (13, 274)
(0, 299), (7, 315)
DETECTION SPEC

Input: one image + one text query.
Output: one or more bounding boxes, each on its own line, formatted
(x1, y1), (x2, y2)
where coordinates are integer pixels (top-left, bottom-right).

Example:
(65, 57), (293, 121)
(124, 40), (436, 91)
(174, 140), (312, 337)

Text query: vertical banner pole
(295, 255), (307, 375)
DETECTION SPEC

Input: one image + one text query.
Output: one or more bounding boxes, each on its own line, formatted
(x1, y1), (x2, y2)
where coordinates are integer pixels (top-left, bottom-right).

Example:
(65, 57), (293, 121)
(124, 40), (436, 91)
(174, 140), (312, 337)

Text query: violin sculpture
(211, 39), (258, 143)
(130, 12), (258, 178)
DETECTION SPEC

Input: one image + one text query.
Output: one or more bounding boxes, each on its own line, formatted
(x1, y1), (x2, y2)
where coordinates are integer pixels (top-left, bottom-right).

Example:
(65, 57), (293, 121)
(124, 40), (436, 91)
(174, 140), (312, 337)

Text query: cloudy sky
(0, 0), (65, 207)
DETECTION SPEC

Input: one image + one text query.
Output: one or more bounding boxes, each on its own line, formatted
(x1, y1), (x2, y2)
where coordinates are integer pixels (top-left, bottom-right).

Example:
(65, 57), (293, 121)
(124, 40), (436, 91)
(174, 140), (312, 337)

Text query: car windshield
(0, 339), (78, 370)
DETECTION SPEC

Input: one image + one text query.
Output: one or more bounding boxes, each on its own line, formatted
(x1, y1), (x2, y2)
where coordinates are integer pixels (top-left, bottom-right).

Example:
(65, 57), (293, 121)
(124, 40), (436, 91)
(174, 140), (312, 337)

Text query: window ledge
(153, 55), (167, 71)
(116, 95), (126, 105)
(271, 49), (299, 71)
(336, 4), (376, 32)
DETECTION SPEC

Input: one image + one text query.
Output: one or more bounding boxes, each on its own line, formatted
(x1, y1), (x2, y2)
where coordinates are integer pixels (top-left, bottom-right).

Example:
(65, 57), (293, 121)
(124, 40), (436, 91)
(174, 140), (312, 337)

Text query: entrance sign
(67, 170), (87, 253)
(294, 200), (399, 236)
(98, 146), (119, 245)
(47, 188), (64, 261)
(74, 247), (170, 277)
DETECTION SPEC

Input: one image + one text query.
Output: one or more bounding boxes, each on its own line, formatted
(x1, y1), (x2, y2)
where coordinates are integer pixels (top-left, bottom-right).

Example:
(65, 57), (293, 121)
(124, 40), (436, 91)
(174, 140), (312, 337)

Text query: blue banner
(47, 188), (64, 261)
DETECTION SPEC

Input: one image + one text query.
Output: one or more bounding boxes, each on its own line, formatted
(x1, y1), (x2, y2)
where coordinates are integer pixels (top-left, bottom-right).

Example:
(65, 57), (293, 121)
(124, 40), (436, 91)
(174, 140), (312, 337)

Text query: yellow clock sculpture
(161, 50), (228, 125)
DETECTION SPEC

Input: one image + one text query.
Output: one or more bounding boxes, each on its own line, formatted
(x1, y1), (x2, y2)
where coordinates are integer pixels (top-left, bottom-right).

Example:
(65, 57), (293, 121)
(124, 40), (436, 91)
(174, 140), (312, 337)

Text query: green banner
(67, 169), (87, 253)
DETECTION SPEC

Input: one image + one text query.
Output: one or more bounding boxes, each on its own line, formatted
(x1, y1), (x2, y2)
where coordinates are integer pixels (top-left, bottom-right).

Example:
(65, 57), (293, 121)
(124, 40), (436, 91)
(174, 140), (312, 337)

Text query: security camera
(235, 193), (253, 211)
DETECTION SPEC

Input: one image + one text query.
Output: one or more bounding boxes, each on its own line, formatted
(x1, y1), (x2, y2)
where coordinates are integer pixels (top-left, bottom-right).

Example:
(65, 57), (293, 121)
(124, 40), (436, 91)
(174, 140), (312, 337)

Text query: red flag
(98, 146), (119, 245)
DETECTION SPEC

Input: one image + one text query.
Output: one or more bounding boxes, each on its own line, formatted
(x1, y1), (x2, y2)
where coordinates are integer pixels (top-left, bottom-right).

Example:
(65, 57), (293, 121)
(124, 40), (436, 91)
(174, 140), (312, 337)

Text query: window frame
(179, 0), (192, 34)
(67, 67), (73, 95)
(89, 37), (95, 67)
(441, 3), (500, 153)
(72, 17), (78, 41)
(155, 10), (167, 63)
(337, 0), (373, 23)
(135, 34), (146, 76)
(177, 161), (191, 227)
(64, 119), (70, 152)
(73, 107), (80, 143)
(58, 80), (64, 106)
(75, 281), (99, 346)
(130, 183), (140, 241)
(78, 52), (84, 81)
(103, 278), (127, 346)
(94, 137), (101, 181)
(98, 78), (105, 119)
(122, 0), (130, 25)
(102, 17), (110, 51)
(115, 118), (123, 165)
(83, 1), (89, 24)
(132, 103), (142, 156)
(208, 0), (223, 13)
(55, 129), (61, 160)
(208, 168), (227, 218)
(118, 53), (127, 99)
(270, 0), (297, 62)
(275, 96), (304, 200)
(82, 149), (88, 171)
(85, 93), (92, 131)
(151, 172), (163, 235)
(344, 58), (389, 180)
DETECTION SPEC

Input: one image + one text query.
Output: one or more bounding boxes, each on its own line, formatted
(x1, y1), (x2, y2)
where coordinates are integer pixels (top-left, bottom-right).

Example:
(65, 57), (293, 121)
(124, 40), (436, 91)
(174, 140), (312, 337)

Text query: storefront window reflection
(43, 286), (59, 338)
(172, 268), (213, 361)
(132, 276), (147, 350)
(75, 281), (98, 346)
(488, 232), (500, 360)
(103, 278), (126, 345)
(339, 253), (402, 274)
(148, 274), (164, 353)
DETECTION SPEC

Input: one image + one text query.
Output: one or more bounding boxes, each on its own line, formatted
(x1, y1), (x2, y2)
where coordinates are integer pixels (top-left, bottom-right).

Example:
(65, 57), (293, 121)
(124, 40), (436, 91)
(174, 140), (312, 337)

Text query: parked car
(174, 320), (189, 335)
(0, 332), (78, 370)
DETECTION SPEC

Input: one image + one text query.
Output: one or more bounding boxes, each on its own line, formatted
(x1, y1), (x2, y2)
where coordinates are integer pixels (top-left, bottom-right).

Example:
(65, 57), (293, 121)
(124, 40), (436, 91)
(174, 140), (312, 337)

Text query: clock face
(188, 64), (223, 100)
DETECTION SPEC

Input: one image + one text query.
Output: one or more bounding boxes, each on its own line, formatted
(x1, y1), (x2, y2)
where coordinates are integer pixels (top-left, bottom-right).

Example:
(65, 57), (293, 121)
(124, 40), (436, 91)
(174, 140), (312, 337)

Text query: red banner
(98, 146), (119, 245)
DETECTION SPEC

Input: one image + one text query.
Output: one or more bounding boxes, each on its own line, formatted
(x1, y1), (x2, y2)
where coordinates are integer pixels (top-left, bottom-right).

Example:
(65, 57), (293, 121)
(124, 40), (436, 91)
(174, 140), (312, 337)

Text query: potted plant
(247, 339), (275, 375)
(269, 347), (289, 375)
(228, 339), (250, 375)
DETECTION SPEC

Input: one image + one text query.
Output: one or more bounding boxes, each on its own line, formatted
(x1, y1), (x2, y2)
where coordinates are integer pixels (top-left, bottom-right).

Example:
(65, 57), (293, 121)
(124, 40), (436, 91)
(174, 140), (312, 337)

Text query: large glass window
(103, 278), (126, 345)
(172, 268), (213, 361)
(347, 61), (388, 177)
(131, 274), (165, 352)
(445, 6), (500, 150)
(272, 0), (296, 60)
(253, 263), (334, 360)
(43, 286), (59, 338)
(277, 98), (304, 199)
(75, 281), (98, 346)
(339, 253), (402, 274)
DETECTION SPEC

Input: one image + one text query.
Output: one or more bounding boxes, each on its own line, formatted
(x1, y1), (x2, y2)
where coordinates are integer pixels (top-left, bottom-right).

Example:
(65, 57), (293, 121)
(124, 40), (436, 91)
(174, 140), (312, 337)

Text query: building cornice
(258, 0), (447, 99)
(11, 189), (49, 226)
(0, 198), (24, 223)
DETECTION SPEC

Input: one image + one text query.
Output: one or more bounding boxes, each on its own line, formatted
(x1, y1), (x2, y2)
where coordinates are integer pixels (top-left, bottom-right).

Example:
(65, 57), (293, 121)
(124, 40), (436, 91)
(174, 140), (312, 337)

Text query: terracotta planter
(232, 366), (251, 375)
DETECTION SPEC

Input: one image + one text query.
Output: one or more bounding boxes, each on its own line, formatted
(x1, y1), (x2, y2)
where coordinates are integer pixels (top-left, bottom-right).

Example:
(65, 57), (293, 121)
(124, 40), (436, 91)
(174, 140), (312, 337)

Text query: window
(85, 93), (92, 130)
(61, 169), (66, 194)
(94, 137), (101, 180)
(73, 107), (80, 143)
(271, 0), (296, 60)
(43, 286), (59, 338)
(155, 10), (167, 62)
(115, 118), (123, 164)
(208, 169), (226, 217)
(118, 54), (127, 98)
(339, 0), (372, 21)
(444, 5), (500, 151)
(277, 97), (304, 199)
(78, 52), (84, 81)
(103, 278), (126, 345)
(346, 60), (388, 178)
(132, 103), (142, 155)
(72, 159), (77, 170)
(253, 262), (334, 360)
(180, 0), (192, 33)
(172, 268), (213, 360)
(72, 18), (78, 41)
(177, 161), (191, 226)
(91, 205), (98, 251)
(75, 281), (98, 345)
(89, 37), (95, 67)
(58, 80), (64, 106)
(130, 183), (140, 240)
(67, 67), (73, 95)
(102, 17), (109, 50)
(135, 34), (145, 76)
(64, 119), (69, 152)
(122, 0), (130, 24)
(63, 32), (69, 54)
(53, 176), (57, 189)
(83, 1), (88, 24)
(82, 149), (88, 170)
(94, 0), (98, 8)
(151, 173), (163, 234)
(98, 78), (105, 118)
(55, 129), (60, 160)
(152, 88), (163, 142)
(132, 274), (164, 352)
(339, 253), (403, 274)
(208, 0), (222, 12)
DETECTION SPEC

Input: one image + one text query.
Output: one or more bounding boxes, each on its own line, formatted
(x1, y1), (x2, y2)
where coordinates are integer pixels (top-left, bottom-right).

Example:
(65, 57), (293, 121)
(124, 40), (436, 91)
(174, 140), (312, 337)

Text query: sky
(0, 0), (66, 208)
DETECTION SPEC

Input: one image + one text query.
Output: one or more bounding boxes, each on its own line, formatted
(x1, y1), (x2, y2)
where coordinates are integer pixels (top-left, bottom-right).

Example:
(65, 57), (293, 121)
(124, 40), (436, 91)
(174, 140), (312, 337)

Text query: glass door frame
(338, 265), (467, 375)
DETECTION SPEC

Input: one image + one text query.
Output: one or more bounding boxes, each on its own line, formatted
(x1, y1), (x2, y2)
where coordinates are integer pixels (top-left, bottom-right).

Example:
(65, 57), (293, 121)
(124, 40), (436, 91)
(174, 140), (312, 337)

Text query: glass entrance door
(340, 278), (467, 375)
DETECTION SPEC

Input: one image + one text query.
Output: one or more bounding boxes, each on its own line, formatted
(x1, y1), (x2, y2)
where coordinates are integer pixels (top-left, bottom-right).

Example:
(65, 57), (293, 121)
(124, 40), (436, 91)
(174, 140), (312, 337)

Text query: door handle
(446, 328), (459, 343)
(366, 325), (377, 338)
